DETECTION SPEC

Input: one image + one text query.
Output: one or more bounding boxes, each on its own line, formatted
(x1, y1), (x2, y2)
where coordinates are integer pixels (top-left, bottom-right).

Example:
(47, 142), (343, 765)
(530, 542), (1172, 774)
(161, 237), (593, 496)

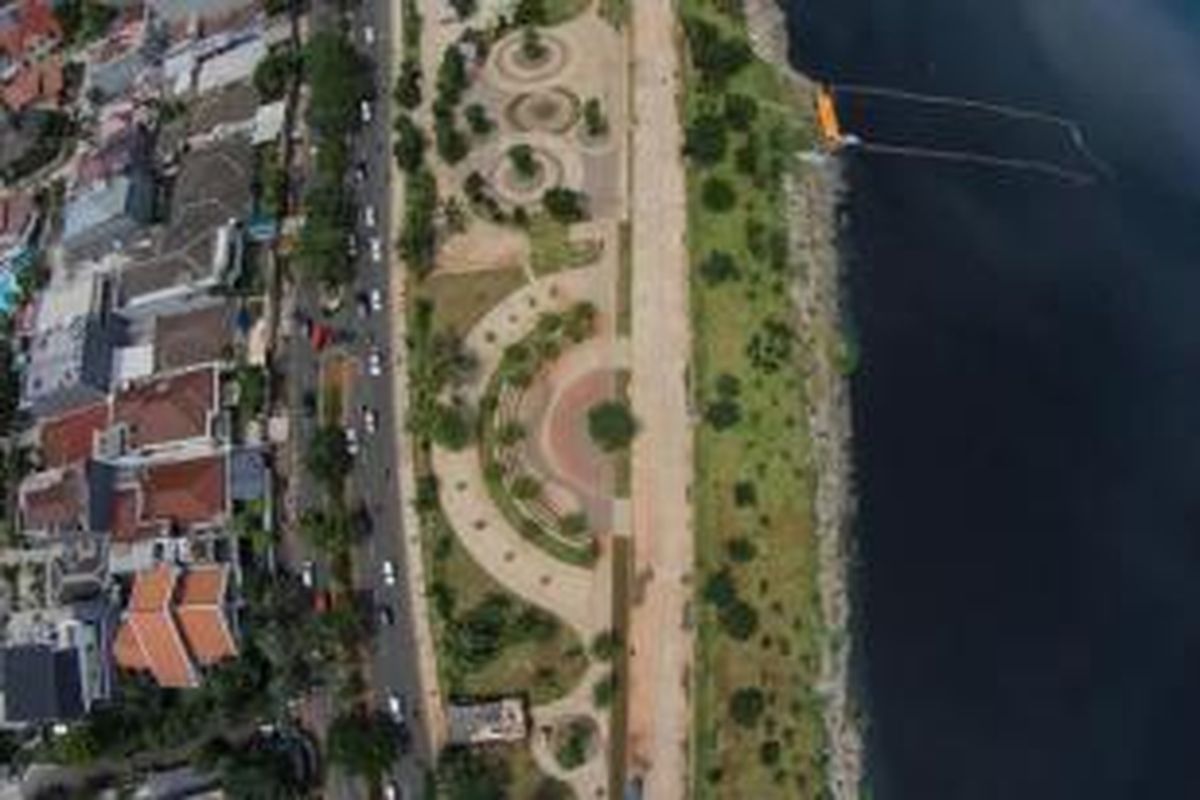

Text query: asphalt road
(282, 0), (428, 795)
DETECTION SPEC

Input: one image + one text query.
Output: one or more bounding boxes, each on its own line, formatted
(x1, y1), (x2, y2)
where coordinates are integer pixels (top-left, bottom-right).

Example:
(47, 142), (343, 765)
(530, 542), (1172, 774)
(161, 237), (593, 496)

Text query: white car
(363, 25), (376, 46)
(368, 349), (383, 377)
(360, 99), (373, 125)
(370, 236), (383, 264)
(364, 204), (376, 229)
(364, 408), (379, 435)
(381, 560), (397, 586)
(383, 782), (399, 800)
(345, 426), (360, 456)
(387, 692), (406, 722)
(300, 561), (315, 588)
(370, 288), (383, 312)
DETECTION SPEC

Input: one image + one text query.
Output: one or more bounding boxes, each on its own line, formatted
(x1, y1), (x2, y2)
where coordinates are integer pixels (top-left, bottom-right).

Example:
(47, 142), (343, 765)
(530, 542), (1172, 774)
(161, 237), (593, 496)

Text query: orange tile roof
(40, 403), (109, 468)
(142, 455), (226, 527)
(112, 367), (216, 448)
(115, 565), (237, 688)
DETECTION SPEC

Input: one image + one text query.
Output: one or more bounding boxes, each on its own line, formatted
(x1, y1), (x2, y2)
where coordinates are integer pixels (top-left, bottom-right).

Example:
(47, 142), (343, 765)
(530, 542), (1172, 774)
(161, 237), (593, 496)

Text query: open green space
(678, 1), (828, 797)
(420, 267), (527, 337)
(528, 214), (603, 277)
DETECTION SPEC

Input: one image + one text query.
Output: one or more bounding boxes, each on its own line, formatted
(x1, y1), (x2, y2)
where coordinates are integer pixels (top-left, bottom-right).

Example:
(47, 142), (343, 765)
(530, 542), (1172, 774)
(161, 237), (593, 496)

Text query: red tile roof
(1, 53), (62, 111)
(0, 0), (61, 62)
(20, 468), (82, 530)
(39, 403), (109, 468)
(142, 455), (226, 528)
(114, 564), (237, 689)
(112, 367), (216, 449)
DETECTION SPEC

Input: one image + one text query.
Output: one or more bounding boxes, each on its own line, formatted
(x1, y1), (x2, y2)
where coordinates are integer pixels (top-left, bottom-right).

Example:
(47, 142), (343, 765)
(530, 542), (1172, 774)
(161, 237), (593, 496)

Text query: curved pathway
(529, 661), (613, 800)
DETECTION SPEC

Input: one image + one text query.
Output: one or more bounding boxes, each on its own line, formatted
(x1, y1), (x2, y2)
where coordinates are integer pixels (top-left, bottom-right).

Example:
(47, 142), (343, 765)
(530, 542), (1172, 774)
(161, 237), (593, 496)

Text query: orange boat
(816, 85), (845, 148)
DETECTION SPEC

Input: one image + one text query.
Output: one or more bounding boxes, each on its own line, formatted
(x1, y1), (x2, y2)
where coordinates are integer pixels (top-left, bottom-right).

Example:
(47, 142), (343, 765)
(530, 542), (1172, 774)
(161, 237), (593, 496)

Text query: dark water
(782, 1), (1200, 798)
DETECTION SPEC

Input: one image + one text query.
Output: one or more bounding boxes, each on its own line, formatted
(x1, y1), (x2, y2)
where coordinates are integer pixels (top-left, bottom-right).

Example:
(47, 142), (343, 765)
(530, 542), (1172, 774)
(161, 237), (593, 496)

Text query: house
(112, 563), (238, 688)
(109, 365), (219, 456)
(152, 303), (235, 372)
(0, 0), (63, 111)
(60, 173), (156, 260)
(446, 699), (529, 745)
(38, 402), (110, 468)
(21, 312), (119, 417)
(17, 459), (115, 538)
(0, 597), (115, 728)
(108, 453), (228, 541)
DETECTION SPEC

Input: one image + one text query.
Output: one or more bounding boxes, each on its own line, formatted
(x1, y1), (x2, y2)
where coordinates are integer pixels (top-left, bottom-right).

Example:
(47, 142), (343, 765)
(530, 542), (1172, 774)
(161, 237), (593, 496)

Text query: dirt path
(625, 2), (694, 798)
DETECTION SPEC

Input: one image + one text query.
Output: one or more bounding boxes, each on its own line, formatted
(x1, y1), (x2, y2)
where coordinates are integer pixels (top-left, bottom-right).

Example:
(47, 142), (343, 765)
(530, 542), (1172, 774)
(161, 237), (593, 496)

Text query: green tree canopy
(327, 711), (402, 780)
(587, 400), (637, 452)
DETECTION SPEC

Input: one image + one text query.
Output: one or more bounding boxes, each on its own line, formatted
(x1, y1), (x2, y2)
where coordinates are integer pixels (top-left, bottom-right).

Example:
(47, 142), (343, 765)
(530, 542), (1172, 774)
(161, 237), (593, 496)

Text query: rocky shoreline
(742, 0), (866, 796)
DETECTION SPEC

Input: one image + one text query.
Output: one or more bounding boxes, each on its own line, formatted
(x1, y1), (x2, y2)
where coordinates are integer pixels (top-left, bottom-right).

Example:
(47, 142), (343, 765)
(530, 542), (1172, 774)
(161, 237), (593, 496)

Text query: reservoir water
(783, 1), (1200, 797)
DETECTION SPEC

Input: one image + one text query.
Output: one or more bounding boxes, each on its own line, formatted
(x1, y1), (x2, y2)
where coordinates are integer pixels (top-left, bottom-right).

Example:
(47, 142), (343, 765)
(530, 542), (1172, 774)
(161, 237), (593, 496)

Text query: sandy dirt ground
(625, 1), (694, 798)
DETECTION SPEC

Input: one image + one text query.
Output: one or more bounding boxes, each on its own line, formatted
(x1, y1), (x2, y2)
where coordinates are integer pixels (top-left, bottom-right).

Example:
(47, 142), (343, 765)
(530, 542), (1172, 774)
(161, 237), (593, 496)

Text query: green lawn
(544, 0), (593, 26)
(680, 2), (829, 798)
(528, 214), (603, 277)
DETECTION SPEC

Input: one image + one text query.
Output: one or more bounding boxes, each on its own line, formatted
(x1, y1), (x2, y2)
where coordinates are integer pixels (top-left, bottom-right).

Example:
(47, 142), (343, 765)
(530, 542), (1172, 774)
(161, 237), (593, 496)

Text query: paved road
(281, 0), (429, 794)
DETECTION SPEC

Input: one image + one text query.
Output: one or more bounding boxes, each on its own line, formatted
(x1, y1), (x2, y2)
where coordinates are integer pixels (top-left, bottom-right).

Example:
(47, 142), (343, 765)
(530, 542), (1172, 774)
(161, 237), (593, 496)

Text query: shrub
(729, 687), (766, 727)
(759, 740), (782, 766)
(542, 187), (588, 222)
(431, 403), (472, 450)
(700, 177), (736, 212)
(726, 536), (757, 563)
(698, 250), (739, 285)
(520, 26), (547, 62)
(719, 599), (759, 640)
(704, 399), (741, 431)
(435, 115), (470, 164)
(437, 45), (468, 106)
(682, 15), (752, 87)
(394, 57), (422, 109)
(583, 97), (608, 138)
(723, 92), (759, 130)
(558, 511), (589, 538)
(587, 401), (637, 452)
(715, 372), (741, 398)
(684, 114), (727, 165)
(514, 0), (547, 25)
(508, 143), (539, 179)
(393, 113), (426, 172)
(592, 672), (616, 708)
(448, 0), (476, 18)
(464, 102), (494, 135)
(733, 480), (757, 506)
(590, 630), (620, 661)
(496, 421), (526, 446)
(510, 474), (543, 500)
(702, 568), (737, 608)
(253, 46), (298, 102)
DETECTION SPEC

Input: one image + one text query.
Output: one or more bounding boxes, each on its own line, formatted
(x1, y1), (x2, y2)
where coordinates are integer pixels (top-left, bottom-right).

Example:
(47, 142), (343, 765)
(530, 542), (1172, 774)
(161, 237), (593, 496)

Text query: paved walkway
(529, 661), (613, 800)
(626, 1), (694, 798)
(431, 271), (612, 637)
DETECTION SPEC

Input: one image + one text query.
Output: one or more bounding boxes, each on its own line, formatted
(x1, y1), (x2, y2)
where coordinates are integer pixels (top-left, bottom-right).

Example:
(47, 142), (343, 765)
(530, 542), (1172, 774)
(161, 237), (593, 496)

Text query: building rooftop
(142, 454), (226, 527)
(112, 365), (217, 449)
(446, 699), (529, 745)
(39, 402), (109, 468)
(152, 303), (234, 372)
(0, 644), (84, 724)
(113, 563), (236, 689)
(0, 190), (35, 245)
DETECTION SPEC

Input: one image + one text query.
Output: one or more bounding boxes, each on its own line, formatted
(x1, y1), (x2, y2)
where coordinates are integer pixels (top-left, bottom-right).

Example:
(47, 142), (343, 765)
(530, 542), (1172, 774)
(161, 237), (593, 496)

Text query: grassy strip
(528, 214), (603, 277)
(607, 534), (632, 796)
(612, 369), (631, 498)
(615, 220), (633, 336)
(679, 1), (829, 798)
(544, 0), (593, 26)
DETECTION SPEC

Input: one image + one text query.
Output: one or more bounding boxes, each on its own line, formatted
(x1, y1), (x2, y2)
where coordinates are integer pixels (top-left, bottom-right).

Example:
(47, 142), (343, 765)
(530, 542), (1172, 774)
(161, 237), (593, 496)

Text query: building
(446, 699), (529, 745)
(112, 563), (238, 688)
(60, 173), (157, 259)
(17, 460), (115, 538)
(21, 313), (119, 417)
(109, 365), (220, 457)
(109, 453), (229, 541)
(0, 0), (63, 111)
(152, 303), (235, 372)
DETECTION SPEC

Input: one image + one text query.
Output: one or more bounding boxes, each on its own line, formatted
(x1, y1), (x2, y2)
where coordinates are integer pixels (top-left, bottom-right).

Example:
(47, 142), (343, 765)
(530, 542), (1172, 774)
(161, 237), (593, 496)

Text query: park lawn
(423, 510), (589, 706)
(420, 267), (527, 337)
(528, 214), (603, 277)
(680, 1), (829, 798)
(544, 0), (593, 26)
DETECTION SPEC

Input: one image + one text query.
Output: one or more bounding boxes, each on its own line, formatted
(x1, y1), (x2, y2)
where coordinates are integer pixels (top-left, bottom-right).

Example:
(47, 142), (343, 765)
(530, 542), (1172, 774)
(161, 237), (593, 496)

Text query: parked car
(364, 204), (376, 229)
(368, 349), (383, 377)
(378, 604), (394, 627)
(387, 692), (406, 723)
(370, 288), (383, 312)
(364, 408), (379, 434)
(370, 236), (383, 264)
(381, 559), (396, 586)
(363, 24), (375, 46)
(300, 561), (315, 588)
(345, 426), (360, 456)
(360, 99), (373, 125)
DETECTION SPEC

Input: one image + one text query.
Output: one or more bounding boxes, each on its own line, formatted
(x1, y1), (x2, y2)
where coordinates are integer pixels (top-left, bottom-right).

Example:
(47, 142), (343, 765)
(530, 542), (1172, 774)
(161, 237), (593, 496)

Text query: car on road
(383, 783), (400, 800)
(354, 161), (368, 183)
(370, 288), (383, 312)
(345, 426), (360, 456)
(360, 99), (373, 125)
(381, 559), (397, 586)
(378, 604), (394, 627)
(364, 204), (376, 229)
(370, 236), (383, 264)
(364, 407), (379, 434)
(300, 561), (315, 588)
(386, 692), (406, 723)
(368, 349), (383, 377)
(363, 24), (375, 46)
(356, 294), (370, 318)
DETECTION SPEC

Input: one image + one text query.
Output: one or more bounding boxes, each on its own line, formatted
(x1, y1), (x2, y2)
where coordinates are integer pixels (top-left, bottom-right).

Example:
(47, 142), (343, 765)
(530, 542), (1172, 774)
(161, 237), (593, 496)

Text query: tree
(592, 672), (617, 708)
(435, 113), (470, 164)
(394, 58), (423, 109)
(520, 26), (547, 62)
(719, 598), (759, 640)
(590, 629), (619, 660)
(448, 0), (476, 19)
(305, 31), (370, 135)
(437, 747), (513, 800)
(682, 15), (752, 87)
(496, 421), (526, 446)
(704, 398), (741, 431)
(399, 168), (439, 273)
(700, 176), (736, 212)
(393, 113), (427, 172)
(508, 143), (538, 180)
(583, 97), (608, 138)
(464, 102), (494, 135)
(253, 47), (298, 102)
(729, 686), (766, 727)
(513, 0), (547, 26)
(299, 507), (354, 554)
(326, 711), (402, 780)
(437, 45), (469, 107)
(698, 250), (739, 285)
(723, 92), (759, 131)
(431, 403), (472, 450)
(587, 400), (637, 452)
(542, 187), (587, 222)
(684, 114), (727, 165)
(306, 425), (351, 489)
